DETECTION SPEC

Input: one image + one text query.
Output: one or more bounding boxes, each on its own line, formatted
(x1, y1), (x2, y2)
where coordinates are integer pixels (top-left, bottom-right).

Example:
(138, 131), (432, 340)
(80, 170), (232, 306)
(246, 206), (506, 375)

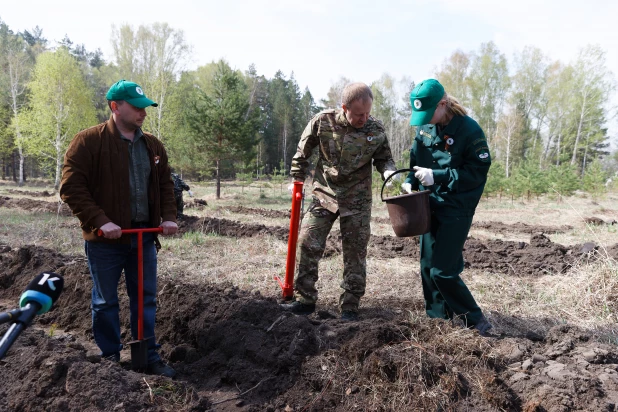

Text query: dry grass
(0, 208), (82, 254)
(467, 255), (618, 341)
(1, 180), (618, 343)
(158, 233), (289, 296)
(307, 318), (509, 411)
(473, 193), (618, 246)
(141, 378), (202, 410)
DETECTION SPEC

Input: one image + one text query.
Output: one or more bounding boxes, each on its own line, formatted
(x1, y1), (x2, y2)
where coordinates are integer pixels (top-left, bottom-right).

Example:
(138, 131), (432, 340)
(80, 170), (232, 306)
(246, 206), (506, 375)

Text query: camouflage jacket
(171, 173), (190, 194)
(290, 109), (395, 216)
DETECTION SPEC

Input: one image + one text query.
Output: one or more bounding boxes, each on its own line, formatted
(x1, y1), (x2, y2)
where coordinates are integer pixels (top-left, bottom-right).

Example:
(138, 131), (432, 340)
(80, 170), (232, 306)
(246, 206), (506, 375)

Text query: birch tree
(543, 62), (574, 166)
(435, 50), (471, 106)
(569, 45), (613, 168)
(111, 22), (191, 140)
(21, 49), (96, 188)
(511, 46), (548, 158)
(496, 108), (523, 178)
(321, 76), (350, 109)
(0, 22), (33, 185)
(467, 42), (510, 145)
(370, 73), (413, 164)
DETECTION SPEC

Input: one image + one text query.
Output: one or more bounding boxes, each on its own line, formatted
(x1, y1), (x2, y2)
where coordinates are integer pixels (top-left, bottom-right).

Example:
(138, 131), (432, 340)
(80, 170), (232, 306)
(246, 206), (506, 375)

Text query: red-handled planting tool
(98, 227), (163, 371)
(275, 181), (304, 300)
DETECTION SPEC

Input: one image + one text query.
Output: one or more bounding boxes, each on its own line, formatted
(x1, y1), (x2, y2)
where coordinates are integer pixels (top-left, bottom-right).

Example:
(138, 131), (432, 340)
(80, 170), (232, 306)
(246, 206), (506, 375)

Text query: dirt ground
(1, 196), (618, 411)
(0, 195), (73, 216)
(177, 215), (617, 276)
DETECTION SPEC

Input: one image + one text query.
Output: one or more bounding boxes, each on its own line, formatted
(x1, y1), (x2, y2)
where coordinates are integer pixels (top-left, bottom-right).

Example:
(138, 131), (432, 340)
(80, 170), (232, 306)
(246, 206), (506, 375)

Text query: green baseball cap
(106, 79), (158, 108)
(409, 79), (444, 126)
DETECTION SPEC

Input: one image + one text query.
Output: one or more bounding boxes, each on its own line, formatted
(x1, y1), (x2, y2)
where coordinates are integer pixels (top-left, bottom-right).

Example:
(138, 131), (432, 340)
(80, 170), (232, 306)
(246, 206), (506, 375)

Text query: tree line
(0, 19), (616, 197)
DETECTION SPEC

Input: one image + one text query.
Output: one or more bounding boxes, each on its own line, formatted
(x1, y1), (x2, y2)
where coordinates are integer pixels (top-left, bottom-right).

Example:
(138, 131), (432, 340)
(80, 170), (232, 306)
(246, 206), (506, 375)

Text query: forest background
(0, 13), (616, 200)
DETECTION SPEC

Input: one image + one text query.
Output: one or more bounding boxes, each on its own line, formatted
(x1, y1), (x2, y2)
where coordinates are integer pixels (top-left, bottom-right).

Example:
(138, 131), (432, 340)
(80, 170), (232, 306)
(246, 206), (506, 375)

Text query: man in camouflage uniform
(171, 172), (192, 218)
(281, 82), (396, 320)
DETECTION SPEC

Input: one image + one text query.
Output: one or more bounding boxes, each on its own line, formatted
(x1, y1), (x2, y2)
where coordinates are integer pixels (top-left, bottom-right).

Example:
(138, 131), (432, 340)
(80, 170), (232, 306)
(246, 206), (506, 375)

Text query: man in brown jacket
(60, 80), (178, 377)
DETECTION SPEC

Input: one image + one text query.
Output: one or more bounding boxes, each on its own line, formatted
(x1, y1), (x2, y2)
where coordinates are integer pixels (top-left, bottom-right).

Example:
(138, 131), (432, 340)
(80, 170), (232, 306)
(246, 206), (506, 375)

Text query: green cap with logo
(106, 79), (158, 108)
(409, 79), (444, 126)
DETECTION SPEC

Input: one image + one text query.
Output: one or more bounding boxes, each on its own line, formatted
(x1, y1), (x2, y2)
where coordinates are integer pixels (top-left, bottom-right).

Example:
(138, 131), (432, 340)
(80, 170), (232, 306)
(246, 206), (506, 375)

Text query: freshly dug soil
(2, 241), (618, 411)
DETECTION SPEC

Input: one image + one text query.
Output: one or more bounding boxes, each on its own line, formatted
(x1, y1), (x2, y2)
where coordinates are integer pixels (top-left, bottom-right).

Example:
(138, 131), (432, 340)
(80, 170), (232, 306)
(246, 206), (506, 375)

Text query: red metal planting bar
(275, 181), (304, 300)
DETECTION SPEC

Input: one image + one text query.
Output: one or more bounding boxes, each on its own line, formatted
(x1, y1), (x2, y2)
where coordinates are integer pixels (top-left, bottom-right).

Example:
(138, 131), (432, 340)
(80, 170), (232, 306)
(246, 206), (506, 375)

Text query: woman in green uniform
(402, 79), (492, 335)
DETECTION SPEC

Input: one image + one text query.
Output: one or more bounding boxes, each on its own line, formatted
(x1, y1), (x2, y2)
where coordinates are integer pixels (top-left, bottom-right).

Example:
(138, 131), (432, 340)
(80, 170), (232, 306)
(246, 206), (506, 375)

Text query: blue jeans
(85, 232), (161, 363)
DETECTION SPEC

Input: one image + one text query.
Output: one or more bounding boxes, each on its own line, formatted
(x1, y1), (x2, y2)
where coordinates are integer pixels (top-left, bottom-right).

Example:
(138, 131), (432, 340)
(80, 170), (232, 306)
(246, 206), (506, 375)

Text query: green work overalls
(405, 115), (491, 326)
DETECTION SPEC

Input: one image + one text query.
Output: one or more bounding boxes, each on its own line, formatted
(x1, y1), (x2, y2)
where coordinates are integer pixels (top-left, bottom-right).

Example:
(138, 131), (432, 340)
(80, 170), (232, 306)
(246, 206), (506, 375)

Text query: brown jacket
(60, 116), (177, 243)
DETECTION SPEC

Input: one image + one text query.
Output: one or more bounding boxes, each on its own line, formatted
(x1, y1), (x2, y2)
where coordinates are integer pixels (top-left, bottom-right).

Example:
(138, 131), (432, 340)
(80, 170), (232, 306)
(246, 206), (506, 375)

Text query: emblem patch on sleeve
(476, 147), (491, 162)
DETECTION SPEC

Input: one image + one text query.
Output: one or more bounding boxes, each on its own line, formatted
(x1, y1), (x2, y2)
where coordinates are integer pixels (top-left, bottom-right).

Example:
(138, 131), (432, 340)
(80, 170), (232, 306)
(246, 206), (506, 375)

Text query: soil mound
(184, 198), (208, 210)
(227, 206), (290, 219)
(225, 207), (395, 226)
(0, 196), (72, 216)
(6, 189), (54, 197)
(473, 220), (573, 235)
(175, 216), (618, 277)
(496, 324), (618, 411)
(2, 245), (618, 410)
(585, 216), (617, 226)
(177, 215), (290, 242)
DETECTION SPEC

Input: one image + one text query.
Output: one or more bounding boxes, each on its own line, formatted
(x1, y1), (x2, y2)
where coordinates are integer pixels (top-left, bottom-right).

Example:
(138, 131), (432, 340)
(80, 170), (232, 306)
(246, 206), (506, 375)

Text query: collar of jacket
(335, 110), (350, 128)
(105, 115), (122, 139)
(415, 125), (436, 146)
(104, 115), (144, 141)
(438, 115), (464, 138)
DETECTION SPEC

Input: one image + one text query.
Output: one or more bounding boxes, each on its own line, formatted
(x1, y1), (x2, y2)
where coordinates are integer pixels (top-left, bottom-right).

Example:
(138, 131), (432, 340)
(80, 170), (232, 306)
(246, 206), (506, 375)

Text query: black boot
(280, 300), (315, 315)
(473, 315), (493, 337)
(341, 310), (359, 321)
(146, 360), (176, 378)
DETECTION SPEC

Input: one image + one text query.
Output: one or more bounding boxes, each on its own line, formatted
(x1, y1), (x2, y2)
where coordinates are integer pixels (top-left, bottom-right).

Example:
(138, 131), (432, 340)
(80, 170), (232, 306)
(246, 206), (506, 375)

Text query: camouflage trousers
(294, 203), (371, 312)
(174, 192), (184, 216)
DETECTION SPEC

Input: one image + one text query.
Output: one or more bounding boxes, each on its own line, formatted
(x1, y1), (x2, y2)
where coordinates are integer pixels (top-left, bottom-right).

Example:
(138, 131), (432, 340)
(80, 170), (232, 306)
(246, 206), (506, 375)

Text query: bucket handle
(380, 168), (412, 202)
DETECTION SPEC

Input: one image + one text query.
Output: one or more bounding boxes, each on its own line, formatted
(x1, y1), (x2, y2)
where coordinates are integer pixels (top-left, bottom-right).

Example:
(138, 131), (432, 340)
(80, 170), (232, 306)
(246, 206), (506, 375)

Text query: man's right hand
(287, 178), (303, 193)
(401, 183), (413, 194)
(99, 222), (122, 239)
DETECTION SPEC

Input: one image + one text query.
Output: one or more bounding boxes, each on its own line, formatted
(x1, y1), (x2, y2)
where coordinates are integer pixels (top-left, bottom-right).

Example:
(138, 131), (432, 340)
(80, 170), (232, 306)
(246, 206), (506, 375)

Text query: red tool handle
(97, 227), (163, 340)
(97, 228), (164, 236)
(275, 181), (303, 299)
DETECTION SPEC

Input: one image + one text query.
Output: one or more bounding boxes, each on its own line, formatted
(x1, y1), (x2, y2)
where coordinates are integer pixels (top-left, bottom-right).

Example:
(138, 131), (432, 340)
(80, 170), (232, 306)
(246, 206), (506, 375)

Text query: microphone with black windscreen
(0, 272), (64, 359)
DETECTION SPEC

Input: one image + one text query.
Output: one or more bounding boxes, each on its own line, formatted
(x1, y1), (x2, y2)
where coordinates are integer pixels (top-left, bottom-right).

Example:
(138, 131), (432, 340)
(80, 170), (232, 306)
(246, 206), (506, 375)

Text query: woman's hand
(413, 166), (434, 186)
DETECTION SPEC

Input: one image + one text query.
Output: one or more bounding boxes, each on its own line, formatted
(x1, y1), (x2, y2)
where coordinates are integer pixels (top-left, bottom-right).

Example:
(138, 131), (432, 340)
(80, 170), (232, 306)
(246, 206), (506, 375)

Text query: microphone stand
(0, 302), (41, 360)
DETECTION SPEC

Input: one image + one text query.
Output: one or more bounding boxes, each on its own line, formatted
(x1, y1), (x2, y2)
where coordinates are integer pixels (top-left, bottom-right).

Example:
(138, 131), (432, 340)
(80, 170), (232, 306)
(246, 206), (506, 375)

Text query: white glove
(413, 166), (434, 186)
(287, 183), (295, 193)
(401, 182), (413, 194)
(383, 170), (396, 187)
(188, 190), (194, 197)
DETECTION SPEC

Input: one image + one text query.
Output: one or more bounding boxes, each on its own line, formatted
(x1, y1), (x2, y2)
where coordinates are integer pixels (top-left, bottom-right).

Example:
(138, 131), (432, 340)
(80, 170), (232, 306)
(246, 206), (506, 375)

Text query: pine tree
(582, 159), (608, 199)
(186, 60), (259, 199)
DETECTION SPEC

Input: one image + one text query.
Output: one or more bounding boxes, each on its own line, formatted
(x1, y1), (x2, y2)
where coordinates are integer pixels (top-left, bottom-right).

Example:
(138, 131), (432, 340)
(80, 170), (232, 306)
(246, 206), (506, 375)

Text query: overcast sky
(2, 0), (617, 141)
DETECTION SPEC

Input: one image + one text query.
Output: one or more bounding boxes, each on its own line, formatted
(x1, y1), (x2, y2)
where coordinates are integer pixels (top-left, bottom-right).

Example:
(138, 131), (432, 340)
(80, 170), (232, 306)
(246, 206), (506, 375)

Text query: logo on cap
(414, 99), (422, 109)
(136, 87), (144, 95)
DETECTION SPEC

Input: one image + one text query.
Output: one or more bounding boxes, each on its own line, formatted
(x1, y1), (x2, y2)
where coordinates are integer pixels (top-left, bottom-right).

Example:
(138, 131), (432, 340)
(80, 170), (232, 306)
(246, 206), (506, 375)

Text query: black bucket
(380, 169), (431, 237)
